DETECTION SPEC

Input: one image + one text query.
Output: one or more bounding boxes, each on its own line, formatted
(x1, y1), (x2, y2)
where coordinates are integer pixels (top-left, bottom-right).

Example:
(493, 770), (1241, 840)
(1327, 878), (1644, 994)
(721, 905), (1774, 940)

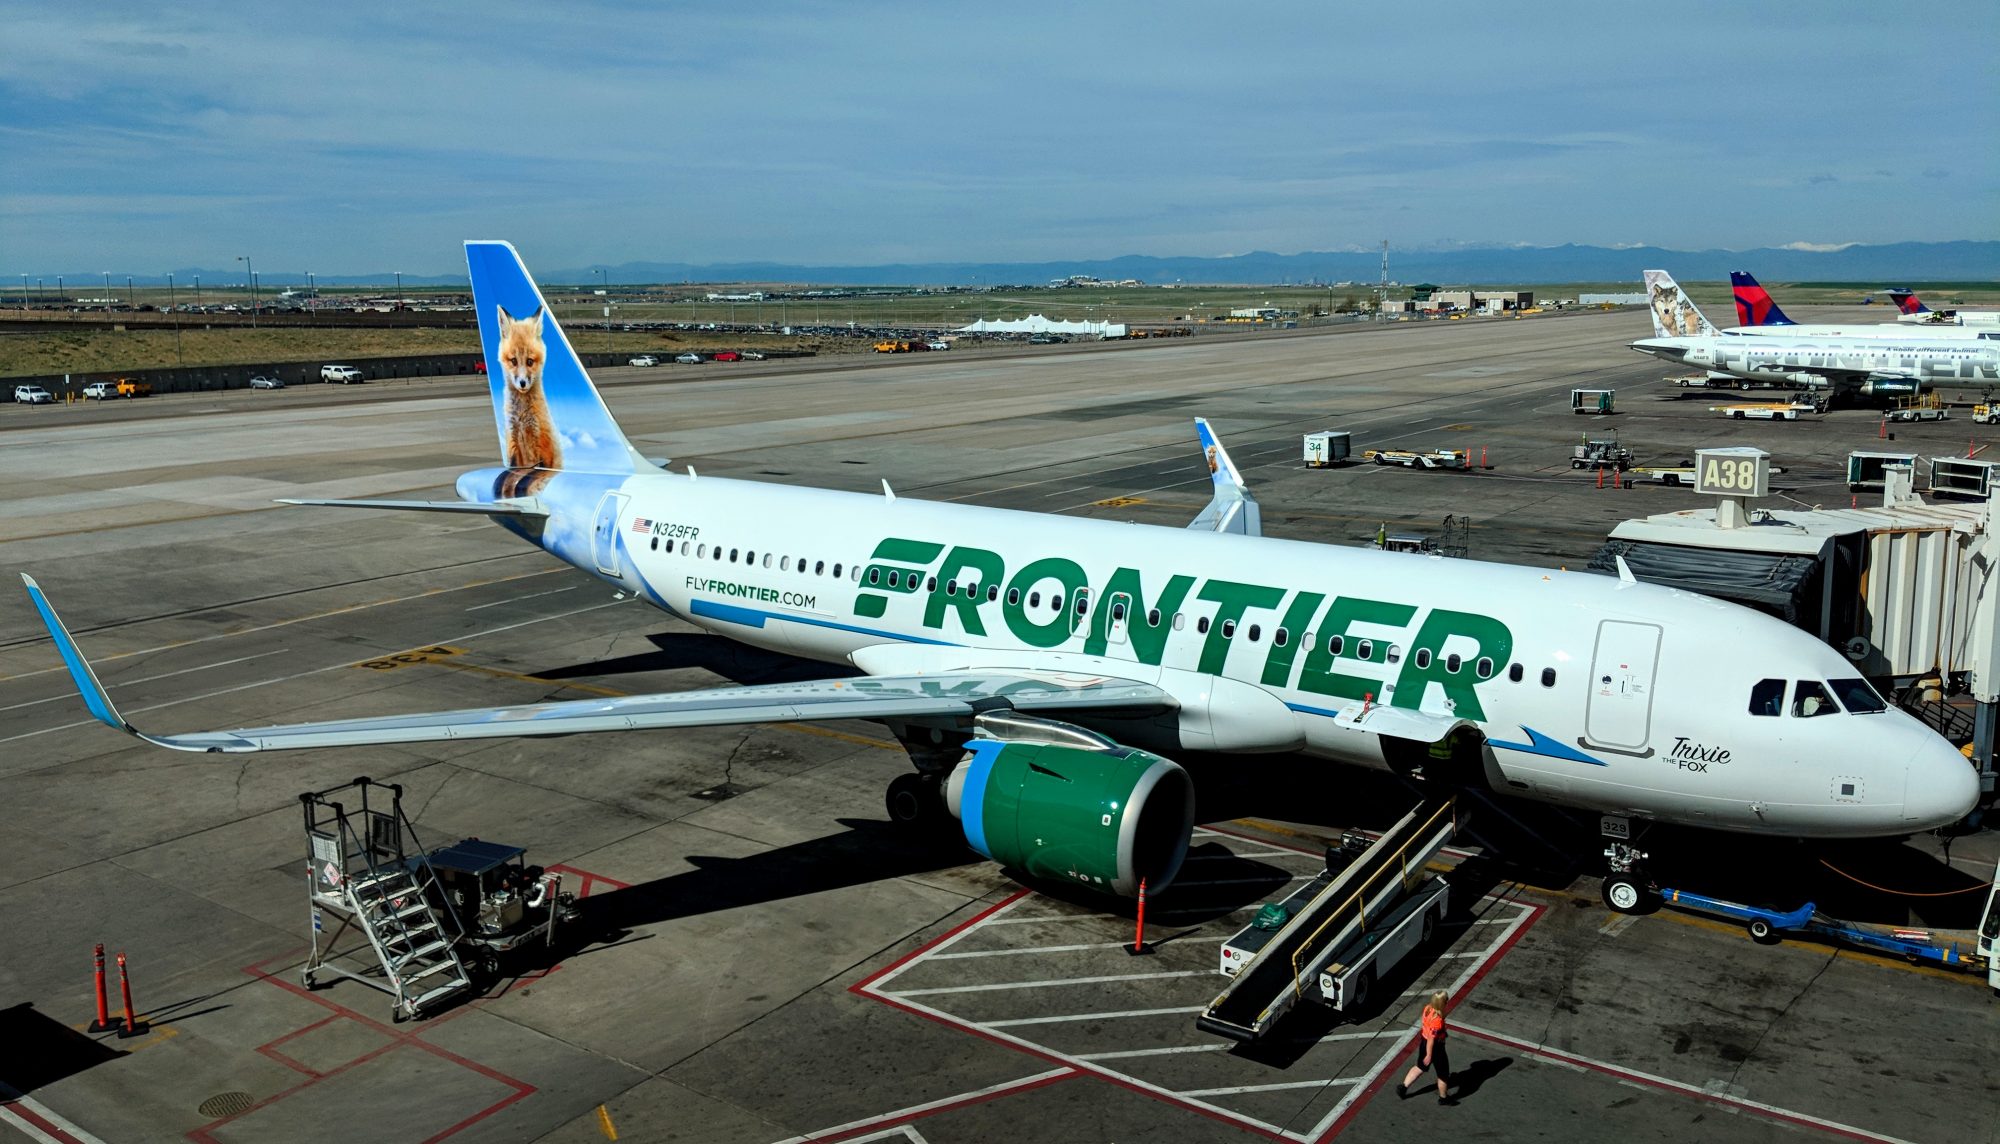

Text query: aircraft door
(1105, 592), (1134, 646)
(592, 492), (630, 578)
(1584, 620), (1661, 753)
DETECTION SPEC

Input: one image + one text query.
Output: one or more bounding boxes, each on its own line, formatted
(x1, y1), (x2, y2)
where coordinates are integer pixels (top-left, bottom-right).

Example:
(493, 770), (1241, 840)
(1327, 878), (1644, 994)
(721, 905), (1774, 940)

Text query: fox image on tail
(496, 306), (560, 497)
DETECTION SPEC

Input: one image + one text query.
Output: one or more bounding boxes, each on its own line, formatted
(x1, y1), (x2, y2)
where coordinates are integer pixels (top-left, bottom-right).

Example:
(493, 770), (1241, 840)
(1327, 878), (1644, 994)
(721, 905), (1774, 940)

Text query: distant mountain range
(57, 241), (2000, 289)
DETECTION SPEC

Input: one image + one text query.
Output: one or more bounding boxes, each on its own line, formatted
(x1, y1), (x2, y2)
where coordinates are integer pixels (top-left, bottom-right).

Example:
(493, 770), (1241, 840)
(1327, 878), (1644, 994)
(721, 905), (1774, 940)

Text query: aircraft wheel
(1601, 876), (1657, 915)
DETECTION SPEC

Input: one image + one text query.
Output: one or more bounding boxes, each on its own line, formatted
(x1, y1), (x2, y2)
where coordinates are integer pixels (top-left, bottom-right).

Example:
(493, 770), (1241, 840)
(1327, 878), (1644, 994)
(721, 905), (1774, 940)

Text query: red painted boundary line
(1315, 899), (1546, 1141)
(183, 952), (537, 1143)
(2, 1095), (91, 1144)
(797, 1069), (1082, 1143)
(1450, 1022), (1910, 1144)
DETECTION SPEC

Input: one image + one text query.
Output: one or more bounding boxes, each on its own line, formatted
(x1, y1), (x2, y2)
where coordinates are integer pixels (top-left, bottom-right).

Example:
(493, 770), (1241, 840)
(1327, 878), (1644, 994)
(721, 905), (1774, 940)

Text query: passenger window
(1111, 601), (1126, 621)
(1475, 657), (1494, 679)
(697, 543), (707, 558)
(1008, 587), (1021, 606)
(1221, 619), (1236, 638)
(713, 547), (723, 561)
(1828, 678), (1886, 714)
(745, 550), (755, 564)
(1749, 678), (1784, 717)
(779, 555), (788, 570)
(1357, 638), (1374, 661)
(987, 585), (999, 603)
(946, 579), (958, 596)
(1075, 592), (1089, 615)
(1328, 635), (1345, 657)
(650, 536), (659, 550)
(763, 553), (773, 569)
(814, 560), (824, 575)
(1247, 624), (1260, 642)
(1029, 591), (1041, 608)
(1445, 653), (1462, 674)
(1508, 663), (1522, 683)
(1274, 627), (1288, 648)
(1172, 613), (1186, 631)
(1540, 667), (1556, 687)
(1792, 680), (1840, 718)
(1197, 616), (1210, 634)
(1052, 593), (1065, 612)
(1385, 644), (1401, 664)
(666, 539), (675, 554)
(849, 565), (859, 581)
(1414, 649), (1432, 669)
(729, 548), (738, 562)
(1147, 608), (1161, 627)
(869, 568), (882, 585)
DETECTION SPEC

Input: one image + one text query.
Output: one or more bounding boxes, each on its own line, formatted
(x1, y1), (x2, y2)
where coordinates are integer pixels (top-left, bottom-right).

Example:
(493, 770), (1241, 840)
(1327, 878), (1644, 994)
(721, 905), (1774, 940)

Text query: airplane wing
(1187, 418), (1262, 536)
(21, 575), (1172, 755)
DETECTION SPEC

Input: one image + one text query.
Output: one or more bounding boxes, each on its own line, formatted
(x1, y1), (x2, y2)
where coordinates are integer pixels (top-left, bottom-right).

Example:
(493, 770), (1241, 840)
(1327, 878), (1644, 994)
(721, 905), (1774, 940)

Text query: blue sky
(4, 2), (1995, 277)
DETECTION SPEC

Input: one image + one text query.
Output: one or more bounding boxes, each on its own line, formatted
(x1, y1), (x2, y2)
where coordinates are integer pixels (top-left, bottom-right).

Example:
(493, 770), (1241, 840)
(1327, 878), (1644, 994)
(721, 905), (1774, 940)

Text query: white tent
(955, 314), (1127, 338)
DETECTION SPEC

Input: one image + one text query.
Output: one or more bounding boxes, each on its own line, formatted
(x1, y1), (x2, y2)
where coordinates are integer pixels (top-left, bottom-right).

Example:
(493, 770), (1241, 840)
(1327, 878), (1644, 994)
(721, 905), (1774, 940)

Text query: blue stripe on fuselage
(686, 598), (959, 645)
(1489, 726), (1609, 767)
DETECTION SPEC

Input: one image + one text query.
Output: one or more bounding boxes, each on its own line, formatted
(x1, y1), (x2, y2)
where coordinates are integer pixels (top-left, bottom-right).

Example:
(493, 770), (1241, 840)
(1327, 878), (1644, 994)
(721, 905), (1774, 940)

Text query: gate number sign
(1694, 447), (1769, 498)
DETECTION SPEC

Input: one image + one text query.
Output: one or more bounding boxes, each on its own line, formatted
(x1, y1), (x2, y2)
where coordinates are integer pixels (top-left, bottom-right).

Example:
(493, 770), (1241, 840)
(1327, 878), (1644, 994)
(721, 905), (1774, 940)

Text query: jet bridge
(1196, 797), (1460, 1042)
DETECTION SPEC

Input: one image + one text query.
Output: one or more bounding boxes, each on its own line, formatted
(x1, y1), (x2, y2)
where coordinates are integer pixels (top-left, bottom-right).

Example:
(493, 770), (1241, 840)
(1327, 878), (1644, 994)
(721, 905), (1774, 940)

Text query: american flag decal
(631, 517), (652, 534)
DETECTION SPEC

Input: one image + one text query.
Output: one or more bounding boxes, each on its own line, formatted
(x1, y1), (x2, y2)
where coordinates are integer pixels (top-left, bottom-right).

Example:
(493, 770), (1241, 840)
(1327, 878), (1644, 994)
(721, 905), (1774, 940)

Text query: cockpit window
(1749, 678), (1784, 717)
(1827, 678), (1886, 714)
(1792, 680), (1840, 718)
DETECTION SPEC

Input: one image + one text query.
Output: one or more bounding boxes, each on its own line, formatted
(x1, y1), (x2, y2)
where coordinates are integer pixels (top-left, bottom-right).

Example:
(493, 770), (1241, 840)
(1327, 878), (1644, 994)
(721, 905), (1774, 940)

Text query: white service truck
(1303, 431), (1351, 467)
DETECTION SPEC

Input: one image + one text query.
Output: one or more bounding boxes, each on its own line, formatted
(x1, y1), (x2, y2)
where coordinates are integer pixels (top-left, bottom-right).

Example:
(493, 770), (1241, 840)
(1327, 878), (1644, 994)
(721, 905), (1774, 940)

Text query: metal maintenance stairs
(301, 777), (471, 1021)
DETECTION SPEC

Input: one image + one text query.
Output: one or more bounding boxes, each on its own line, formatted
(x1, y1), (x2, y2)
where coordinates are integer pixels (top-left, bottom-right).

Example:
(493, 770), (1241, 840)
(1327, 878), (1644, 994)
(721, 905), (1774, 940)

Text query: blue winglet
(20, 574), (127, 730)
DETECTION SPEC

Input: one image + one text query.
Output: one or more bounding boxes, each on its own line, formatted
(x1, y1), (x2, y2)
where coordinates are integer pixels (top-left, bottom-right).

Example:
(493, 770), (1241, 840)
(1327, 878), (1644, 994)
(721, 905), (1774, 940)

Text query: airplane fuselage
(1632, 334), (2000, 393)
(468, 464), (1976, 840)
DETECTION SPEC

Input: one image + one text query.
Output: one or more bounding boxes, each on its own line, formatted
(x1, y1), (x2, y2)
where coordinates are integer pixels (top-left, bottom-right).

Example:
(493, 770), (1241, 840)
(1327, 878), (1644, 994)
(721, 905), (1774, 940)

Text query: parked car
(713, 351), (740, 362)
(739, 350), (766, 361)
(628, 354), (660, 367)
(321, 364), (364, 383)
(675, 352), (703, 364)
(925, 340), (950, 351)
(115, 378), (152, 398)
(249, 375), (285, 390)
(82, 382), (117, 400)
(13, 384), (53, 404)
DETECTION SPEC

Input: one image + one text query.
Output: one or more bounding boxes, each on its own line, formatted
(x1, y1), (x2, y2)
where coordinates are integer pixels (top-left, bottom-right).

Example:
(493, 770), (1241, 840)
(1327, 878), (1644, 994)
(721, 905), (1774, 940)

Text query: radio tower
(1376, 240), (1390, 320)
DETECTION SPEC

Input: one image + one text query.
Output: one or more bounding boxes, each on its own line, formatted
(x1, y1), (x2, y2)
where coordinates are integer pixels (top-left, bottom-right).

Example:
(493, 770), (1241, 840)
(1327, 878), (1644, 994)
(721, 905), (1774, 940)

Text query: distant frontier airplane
(22, 242), (1980, 915)
(1636, 270), (1998, 399)
(1889, 289), (2000, 328)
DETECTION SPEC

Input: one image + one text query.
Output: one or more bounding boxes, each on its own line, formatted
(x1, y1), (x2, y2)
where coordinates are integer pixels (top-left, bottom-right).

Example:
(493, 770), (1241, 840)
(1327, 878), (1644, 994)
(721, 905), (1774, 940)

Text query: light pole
(307, 271), (316, 318)
(126, 276), (135, 309)
(238, 256), (256, 327)
(18, 274), (26, 311)
(167, 273), (183, 364)
(598, 269), (609, 335)
(394, 270), (402, 311)
(102, 272), (112, 306)
(56, 275), (63, 304)
(192, 275), (200, 309)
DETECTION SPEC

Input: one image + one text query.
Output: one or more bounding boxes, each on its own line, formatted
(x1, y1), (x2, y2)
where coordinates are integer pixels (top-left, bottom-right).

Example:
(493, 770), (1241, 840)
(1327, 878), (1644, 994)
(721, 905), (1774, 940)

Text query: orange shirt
(1421, 1008), (1446, 1042)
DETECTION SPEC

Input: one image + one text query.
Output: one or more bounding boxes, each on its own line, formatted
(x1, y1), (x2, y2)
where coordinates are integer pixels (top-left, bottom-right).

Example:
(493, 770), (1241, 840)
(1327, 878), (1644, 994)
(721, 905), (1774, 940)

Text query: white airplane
(1890, 289), (2000, 328)
(1645, 270), (1985, 342)
(21, 242), (1980, 915)
(1636, 271), (2000, 399)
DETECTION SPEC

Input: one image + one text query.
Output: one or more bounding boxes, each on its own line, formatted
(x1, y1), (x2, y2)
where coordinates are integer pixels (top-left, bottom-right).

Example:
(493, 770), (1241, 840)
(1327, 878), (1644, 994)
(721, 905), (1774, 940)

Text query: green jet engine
(943, 716), (1195, 897)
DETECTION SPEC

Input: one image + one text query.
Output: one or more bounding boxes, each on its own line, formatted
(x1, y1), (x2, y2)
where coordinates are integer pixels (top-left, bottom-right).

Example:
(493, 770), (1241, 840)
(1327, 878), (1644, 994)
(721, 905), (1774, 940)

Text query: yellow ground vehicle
(114, 378), (152, 398)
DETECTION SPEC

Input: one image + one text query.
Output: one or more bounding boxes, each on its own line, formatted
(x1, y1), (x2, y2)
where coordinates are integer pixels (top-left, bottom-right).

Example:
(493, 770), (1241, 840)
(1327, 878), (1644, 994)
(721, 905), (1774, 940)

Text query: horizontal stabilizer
(275, 497), (547, 517)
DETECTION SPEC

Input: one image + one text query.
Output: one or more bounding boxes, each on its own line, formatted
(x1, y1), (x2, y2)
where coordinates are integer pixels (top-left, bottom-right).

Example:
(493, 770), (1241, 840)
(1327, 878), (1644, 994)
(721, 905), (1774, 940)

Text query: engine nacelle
(945, 738), (1195, 897)
(1860, 377), (1922, 399)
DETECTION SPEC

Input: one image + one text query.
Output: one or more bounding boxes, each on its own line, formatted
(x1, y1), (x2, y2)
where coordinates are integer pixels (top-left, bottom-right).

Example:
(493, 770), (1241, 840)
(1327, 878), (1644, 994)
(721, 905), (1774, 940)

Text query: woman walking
(1398, 990), (1454, 1104)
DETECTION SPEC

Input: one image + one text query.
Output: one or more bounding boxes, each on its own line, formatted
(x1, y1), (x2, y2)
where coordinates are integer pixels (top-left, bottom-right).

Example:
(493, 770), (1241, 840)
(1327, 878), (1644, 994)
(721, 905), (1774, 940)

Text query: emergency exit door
(593, 492), (630, 578)
(1584, 620), (1661, 752)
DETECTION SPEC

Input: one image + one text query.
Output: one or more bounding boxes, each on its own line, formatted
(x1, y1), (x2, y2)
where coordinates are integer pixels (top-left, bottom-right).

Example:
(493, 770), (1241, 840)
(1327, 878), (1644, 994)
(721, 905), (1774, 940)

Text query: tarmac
(1, 308), (1995, 1143)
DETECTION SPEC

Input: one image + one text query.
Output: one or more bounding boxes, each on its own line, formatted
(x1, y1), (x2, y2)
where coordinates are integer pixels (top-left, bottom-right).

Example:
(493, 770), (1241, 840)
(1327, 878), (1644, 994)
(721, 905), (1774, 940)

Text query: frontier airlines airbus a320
(23, 243), (1979, 914)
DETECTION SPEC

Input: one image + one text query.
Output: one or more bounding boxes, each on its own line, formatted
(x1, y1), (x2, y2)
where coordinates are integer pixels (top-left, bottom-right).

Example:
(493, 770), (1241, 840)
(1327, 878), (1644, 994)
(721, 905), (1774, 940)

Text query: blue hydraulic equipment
(1659, 887), (1984, 972)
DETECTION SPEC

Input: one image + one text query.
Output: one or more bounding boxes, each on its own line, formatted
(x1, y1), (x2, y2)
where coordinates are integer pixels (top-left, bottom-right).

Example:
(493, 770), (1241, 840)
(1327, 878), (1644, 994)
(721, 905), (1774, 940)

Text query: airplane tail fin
(465, 241), (649, 495)
(1729, 271), (1796, 327)
(1889, 288), (1930, 316)
(1642, 270), (1718, 337)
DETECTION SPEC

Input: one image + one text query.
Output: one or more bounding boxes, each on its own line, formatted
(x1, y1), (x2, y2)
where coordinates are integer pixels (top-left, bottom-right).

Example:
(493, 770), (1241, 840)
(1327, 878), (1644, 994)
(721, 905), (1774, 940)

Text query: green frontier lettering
(1295, 597), (1417, 701)
(1194, 580), (1286, 675)
(924, 545), (1006, 635)
(1004, 556), (1088, 648)
(1260, 590), (1326, 686)
(1389, 607), (1512, 720)
(1082, 568), (1194, 663)
(855, 538), (944, 619)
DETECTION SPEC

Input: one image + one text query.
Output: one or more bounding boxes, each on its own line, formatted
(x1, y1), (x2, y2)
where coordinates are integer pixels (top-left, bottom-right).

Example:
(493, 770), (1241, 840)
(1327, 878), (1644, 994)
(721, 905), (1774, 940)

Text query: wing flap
(276, 497), (546, 517)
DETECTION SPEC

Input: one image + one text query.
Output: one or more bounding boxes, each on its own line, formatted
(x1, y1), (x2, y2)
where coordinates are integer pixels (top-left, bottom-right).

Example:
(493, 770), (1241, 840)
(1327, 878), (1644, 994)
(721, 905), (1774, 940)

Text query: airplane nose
(1904, 740), (1980, 830)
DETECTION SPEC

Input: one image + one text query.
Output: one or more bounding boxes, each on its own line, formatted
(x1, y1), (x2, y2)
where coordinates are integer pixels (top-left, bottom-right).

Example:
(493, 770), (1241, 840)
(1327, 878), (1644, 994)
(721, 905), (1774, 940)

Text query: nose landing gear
(1601, 840), (1660, 914)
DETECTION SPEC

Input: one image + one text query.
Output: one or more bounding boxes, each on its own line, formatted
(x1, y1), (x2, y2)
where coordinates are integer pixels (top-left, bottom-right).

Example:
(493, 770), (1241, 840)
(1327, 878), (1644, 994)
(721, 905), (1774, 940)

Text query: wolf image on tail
(1642, 270), (1718, 338)
(496, 305), (560, 497)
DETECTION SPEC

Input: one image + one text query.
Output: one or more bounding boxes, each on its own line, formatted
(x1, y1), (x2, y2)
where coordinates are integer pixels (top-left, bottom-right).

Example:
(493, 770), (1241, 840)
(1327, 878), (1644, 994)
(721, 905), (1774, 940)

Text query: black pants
(1409, 1035), (1451, 1081)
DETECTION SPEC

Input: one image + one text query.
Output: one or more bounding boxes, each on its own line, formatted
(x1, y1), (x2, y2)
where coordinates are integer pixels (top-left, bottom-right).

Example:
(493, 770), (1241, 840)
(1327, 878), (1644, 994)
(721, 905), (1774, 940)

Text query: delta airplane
(1634, 270), (2000, 400)
(1648, 269), (1985, 342)
(1890, 289), (2000, 328)
(21, 242), (1980, 915)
